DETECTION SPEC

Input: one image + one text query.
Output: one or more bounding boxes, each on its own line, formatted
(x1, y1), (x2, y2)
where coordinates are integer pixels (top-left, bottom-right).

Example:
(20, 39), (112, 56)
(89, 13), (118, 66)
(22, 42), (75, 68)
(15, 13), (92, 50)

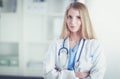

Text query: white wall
(86, 0), (120, 79)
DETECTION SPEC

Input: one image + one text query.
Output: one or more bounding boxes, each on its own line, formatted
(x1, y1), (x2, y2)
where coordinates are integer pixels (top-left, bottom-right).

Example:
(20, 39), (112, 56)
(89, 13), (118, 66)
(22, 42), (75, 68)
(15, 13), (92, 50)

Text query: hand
(75, 72), (90, 79)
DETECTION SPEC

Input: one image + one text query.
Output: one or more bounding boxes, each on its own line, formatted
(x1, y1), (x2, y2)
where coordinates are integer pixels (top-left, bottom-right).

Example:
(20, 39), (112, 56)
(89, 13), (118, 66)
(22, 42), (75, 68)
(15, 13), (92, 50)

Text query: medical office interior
(0, 0), (120, 79)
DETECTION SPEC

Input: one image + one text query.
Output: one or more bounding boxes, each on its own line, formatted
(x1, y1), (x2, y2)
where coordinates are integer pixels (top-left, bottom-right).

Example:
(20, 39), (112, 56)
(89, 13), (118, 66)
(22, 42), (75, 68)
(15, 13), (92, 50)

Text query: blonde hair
(60, 2), (96, 39)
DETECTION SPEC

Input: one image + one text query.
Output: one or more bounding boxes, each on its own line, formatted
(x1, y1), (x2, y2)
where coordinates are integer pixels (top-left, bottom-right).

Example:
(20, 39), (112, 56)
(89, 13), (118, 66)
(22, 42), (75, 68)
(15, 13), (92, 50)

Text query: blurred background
(0, 0), (120, 79)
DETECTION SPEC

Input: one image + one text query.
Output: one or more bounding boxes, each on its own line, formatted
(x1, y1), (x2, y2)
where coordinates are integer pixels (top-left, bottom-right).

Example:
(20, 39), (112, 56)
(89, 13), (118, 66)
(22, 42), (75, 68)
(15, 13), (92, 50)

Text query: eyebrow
(67, 14), (80, 17)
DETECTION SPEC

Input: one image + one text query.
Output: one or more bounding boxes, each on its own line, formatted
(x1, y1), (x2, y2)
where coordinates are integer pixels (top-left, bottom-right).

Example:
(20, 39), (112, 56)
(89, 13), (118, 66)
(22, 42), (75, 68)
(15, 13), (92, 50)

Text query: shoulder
(85, 39), (104, 56)
(85, 39), (101, 47)
(49, 37), (64, 46)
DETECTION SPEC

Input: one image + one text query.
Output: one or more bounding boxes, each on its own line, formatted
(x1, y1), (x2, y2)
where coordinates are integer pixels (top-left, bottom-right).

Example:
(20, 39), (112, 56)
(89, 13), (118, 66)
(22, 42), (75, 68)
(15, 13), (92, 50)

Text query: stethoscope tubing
(77, 39), (85, 62)
(58, 38), (68, 55)
(58, 38), (85, 62)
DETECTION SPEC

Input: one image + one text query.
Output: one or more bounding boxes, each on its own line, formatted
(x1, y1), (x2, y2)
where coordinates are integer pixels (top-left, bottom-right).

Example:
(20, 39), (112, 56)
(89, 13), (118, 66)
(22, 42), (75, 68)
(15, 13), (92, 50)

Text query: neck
(70, 32), (81, 41)
(69, 32), (81, 49)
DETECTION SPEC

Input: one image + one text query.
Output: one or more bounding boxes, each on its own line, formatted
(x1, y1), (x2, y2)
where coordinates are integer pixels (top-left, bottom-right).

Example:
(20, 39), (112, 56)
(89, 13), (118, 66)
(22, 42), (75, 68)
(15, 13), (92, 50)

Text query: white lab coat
(44, 37), (106, 79)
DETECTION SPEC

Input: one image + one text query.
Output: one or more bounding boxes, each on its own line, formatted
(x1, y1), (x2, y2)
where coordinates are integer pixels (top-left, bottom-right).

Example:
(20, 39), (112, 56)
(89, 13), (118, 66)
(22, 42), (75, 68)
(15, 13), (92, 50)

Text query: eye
(67, 15), (72, 19)
(77, 16), (81, 19)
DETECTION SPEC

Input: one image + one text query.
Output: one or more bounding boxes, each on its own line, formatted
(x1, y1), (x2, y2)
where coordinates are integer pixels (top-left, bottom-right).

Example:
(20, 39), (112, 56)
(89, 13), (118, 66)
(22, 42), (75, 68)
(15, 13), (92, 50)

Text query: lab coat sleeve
(86, 40), (106, 79)
(43, 39), (78, 79)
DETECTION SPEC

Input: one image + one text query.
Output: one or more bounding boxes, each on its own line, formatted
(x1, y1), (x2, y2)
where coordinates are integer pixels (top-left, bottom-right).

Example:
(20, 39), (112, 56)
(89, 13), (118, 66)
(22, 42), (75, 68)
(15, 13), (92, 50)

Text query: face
(67, 8), (81, 33)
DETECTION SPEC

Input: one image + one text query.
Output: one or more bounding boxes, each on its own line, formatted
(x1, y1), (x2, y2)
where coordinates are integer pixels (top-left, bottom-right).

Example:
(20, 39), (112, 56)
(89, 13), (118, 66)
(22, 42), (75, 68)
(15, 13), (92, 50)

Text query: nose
(71, 18), (76, 25)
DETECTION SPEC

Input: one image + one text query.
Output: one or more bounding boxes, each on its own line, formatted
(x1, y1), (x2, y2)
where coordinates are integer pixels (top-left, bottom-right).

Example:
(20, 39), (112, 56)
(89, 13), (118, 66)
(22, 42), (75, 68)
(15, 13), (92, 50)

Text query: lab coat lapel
(75, 39), (84, 62)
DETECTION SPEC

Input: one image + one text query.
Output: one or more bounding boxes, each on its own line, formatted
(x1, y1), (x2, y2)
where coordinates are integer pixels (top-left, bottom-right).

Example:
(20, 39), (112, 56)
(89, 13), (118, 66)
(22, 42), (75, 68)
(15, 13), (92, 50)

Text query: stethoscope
(58, 38), (85, 70)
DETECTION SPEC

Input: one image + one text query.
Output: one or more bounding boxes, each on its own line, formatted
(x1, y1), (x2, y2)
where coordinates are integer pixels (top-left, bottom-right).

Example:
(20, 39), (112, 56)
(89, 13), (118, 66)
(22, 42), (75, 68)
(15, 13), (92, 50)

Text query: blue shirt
(68, 41), (80, 70)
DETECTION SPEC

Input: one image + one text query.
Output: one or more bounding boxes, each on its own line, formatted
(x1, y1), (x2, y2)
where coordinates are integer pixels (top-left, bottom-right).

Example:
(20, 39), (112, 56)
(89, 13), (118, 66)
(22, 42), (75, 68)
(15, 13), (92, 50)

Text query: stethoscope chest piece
(75, 61), (79, 68)
(74, 61), (81, 72)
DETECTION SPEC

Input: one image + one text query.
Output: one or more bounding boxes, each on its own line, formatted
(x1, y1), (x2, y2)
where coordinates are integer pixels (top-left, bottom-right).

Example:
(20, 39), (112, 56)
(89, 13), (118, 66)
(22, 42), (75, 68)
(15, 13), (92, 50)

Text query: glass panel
(0, 42), (19, 66)
(0, 42), (18, 56)
(0, 0), (17, 13)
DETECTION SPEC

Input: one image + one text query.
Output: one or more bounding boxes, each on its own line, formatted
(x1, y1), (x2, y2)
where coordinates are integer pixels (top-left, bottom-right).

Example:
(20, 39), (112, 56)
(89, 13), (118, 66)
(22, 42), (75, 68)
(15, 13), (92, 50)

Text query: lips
(70, 26), (75, 29)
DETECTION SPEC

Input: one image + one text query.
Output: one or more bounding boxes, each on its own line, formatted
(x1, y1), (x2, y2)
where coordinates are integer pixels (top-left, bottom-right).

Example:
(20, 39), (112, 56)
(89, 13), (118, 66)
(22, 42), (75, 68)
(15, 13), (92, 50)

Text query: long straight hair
(60, 2), (96, 39)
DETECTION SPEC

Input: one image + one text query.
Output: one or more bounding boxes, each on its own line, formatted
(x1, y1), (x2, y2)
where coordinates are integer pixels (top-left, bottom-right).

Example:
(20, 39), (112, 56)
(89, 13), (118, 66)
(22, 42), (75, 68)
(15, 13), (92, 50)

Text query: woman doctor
(44, 2), (106, 79)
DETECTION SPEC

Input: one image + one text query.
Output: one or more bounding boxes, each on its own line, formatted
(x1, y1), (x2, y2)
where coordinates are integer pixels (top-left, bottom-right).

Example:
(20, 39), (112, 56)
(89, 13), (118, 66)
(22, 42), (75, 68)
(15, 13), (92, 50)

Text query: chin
(70, 30), (78, 33)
